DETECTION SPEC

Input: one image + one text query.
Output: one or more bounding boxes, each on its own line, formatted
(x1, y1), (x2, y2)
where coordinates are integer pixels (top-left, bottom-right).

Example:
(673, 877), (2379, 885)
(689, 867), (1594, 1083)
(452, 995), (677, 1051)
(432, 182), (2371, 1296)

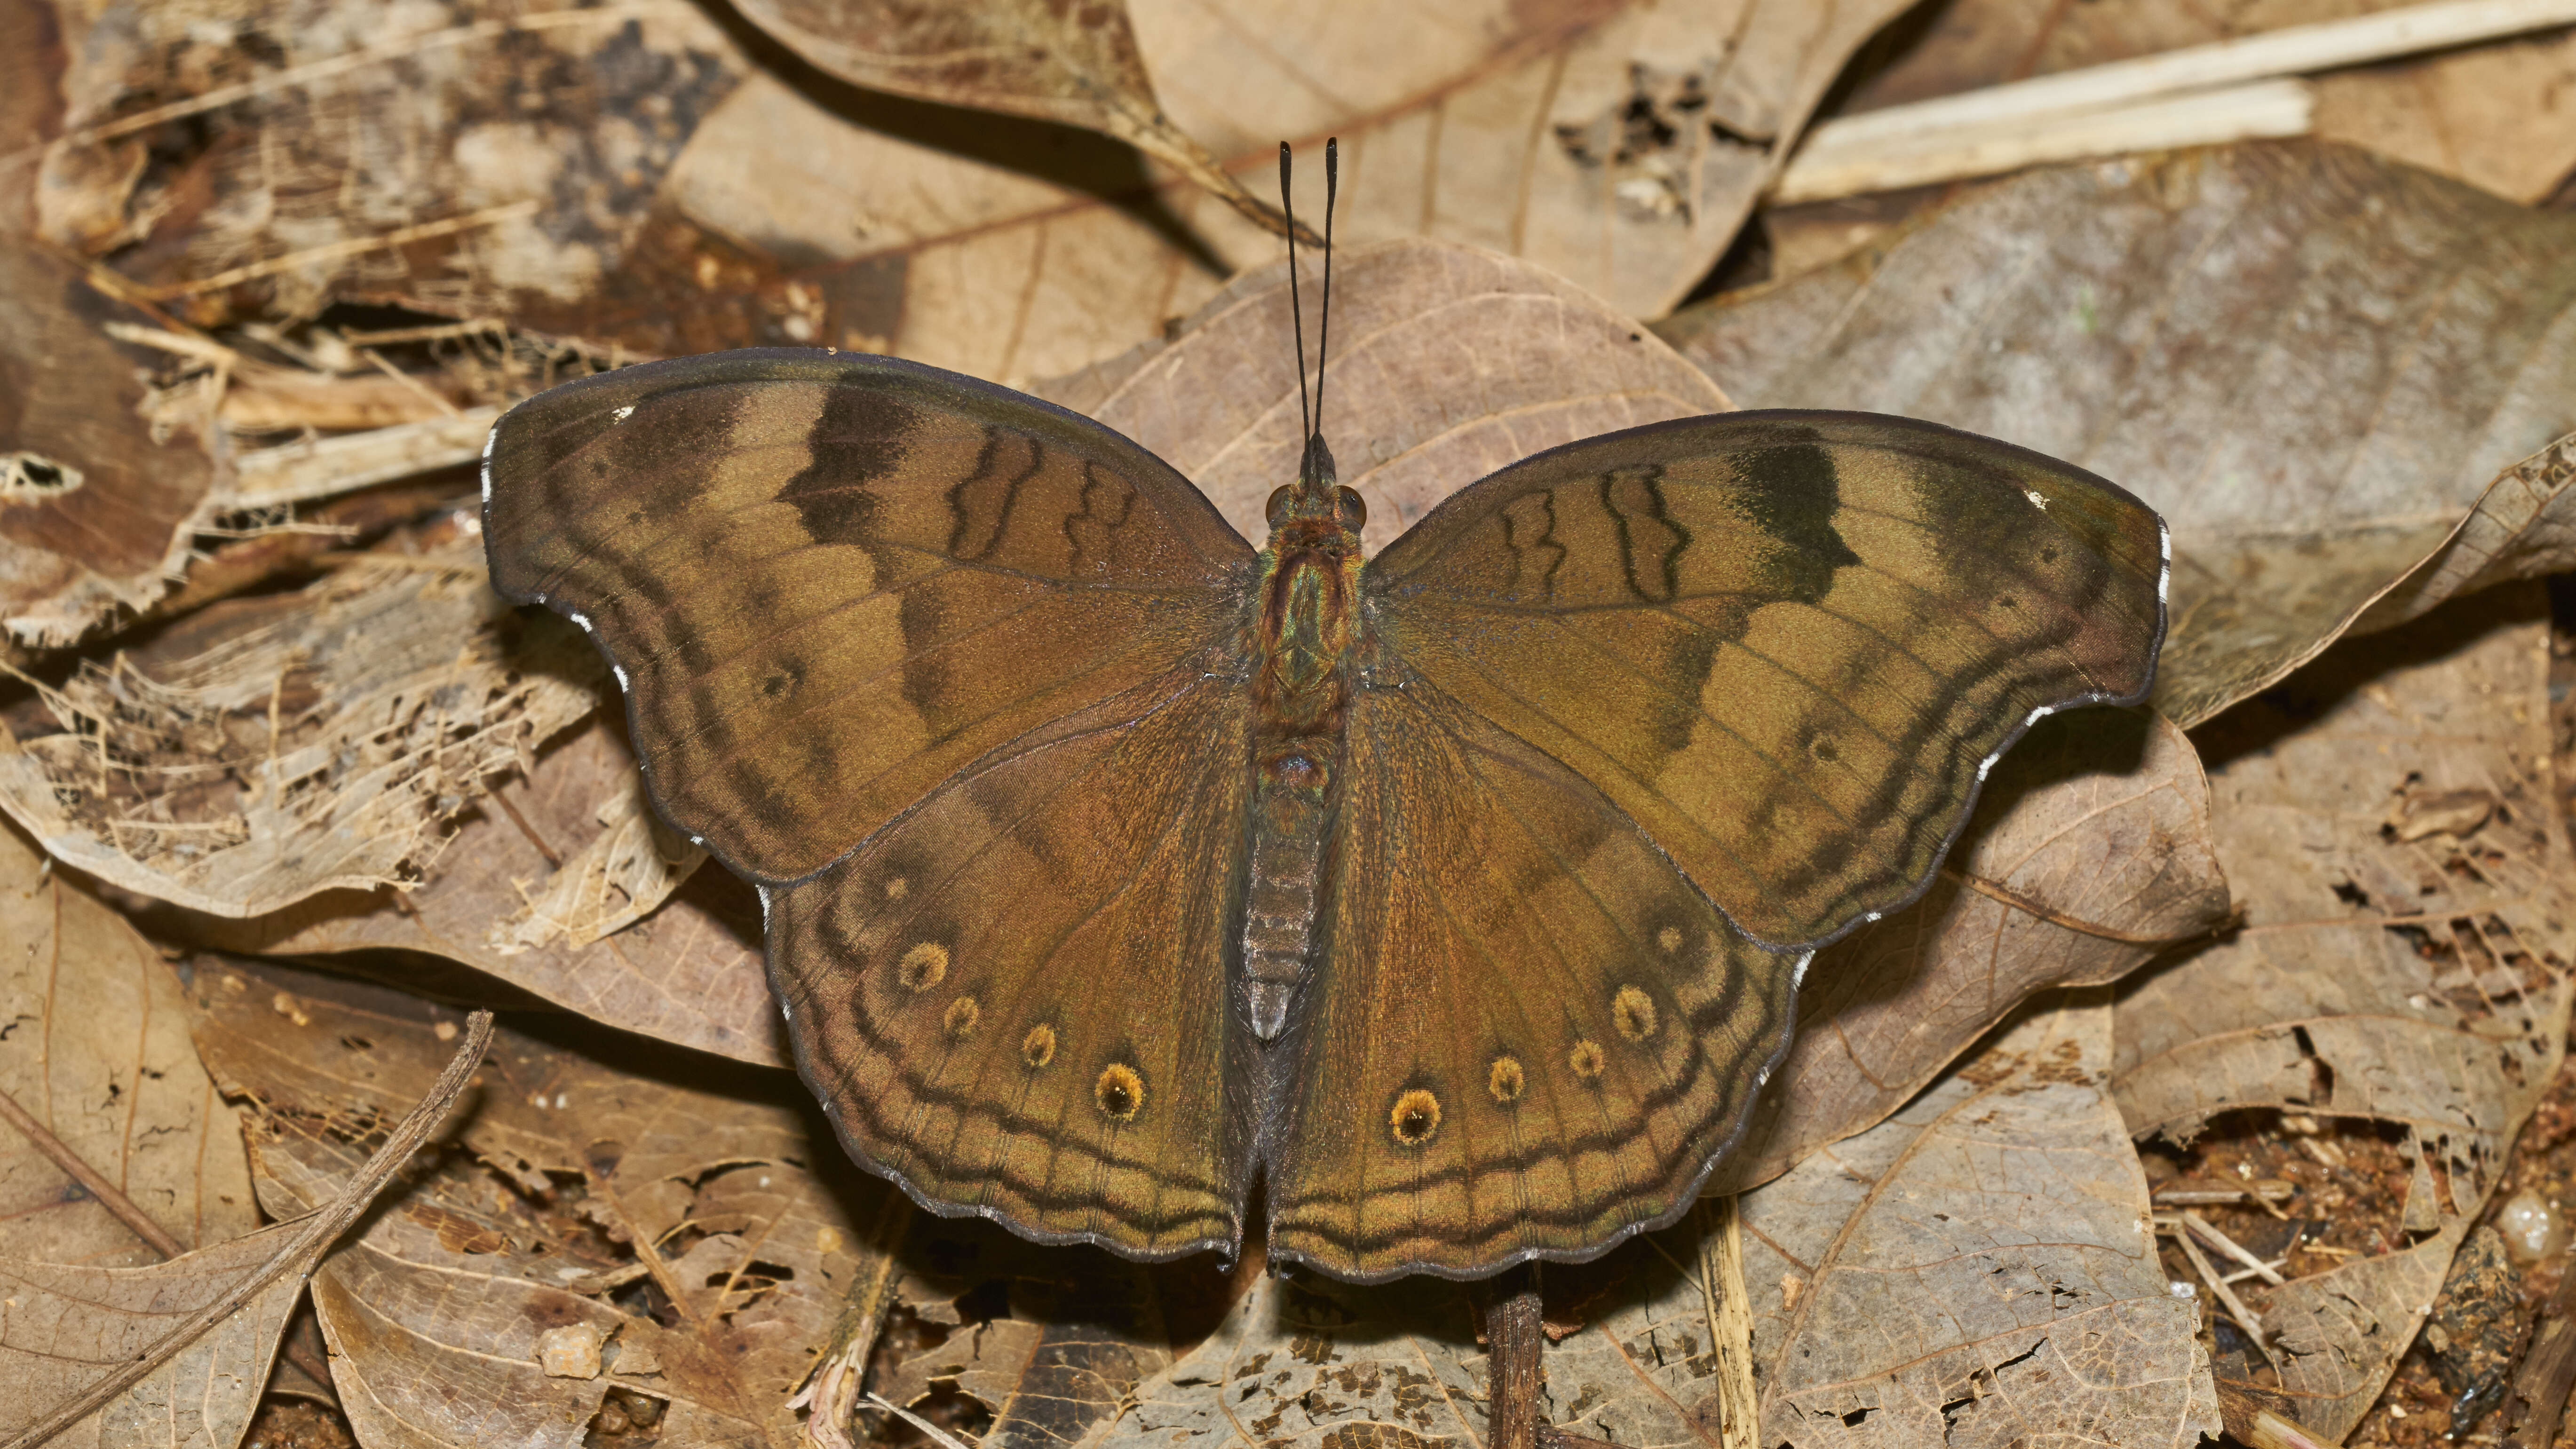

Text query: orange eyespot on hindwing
(1569, 1039), (1607, 1082)
(1487, 1055), (1525, 1105)
(1022, 1024), (1057, 1069)
(1095, 1063), (1145, 1121)
(1390, 1088), (1442, 1146)
(1612, 985), (1659, 1042)
(898, 942), (948, 991)
(943, 996), (980, 1038)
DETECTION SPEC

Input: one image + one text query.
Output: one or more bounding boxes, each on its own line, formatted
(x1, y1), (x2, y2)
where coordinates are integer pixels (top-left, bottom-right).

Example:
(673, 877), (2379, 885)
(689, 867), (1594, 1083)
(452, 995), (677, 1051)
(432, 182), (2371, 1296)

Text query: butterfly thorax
(1239, 437), (1368, 1040)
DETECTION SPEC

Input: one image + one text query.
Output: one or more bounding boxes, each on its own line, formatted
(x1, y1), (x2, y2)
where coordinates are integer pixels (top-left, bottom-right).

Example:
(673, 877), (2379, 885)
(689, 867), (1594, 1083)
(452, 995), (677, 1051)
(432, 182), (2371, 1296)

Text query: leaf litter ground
(7, 1), (2576, 1446)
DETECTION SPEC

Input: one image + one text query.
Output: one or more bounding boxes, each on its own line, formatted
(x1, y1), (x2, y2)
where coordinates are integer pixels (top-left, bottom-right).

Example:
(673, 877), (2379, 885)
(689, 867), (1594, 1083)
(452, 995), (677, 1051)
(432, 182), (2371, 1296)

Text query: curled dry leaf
(184, 714), (776, 1064)
(0, 1219), (305, 1449)
(0, 817), (257, 1268)
(727, 0), (1292, 239)
(35, 0), (746, 327)
(1658, 142), (2576, 728)
(0, 237), (217, 649)
(1706, 706), (2229, 1195)
(0, 543), (602, 918)
(1744, 995), (2220, 1445)
(671, 0), (1912, 384)
(2112, 586), (2576, 1441)
(190, 959), (905, 1449)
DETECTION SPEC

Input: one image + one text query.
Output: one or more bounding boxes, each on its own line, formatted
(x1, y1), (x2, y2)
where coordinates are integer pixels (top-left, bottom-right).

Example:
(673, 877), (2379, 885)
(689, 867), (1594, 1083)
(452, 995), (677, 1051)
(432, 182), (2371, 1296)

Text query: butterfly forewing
(768, 653), (1256, 1259)
(1264, 680), (1802, 1281)
(1363, 412), (2167, 951)
(482, 349), (1255, 885)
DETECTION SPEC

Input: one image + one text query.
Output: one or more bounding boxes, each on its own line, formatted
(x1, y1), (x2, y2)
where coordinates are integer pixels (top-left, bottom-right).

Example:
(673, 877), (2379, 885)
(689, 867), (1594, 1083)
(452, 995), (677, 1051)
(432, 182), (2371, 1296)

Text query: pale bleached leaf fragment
(178, 716), (776, 1064)
(489, 770), (706, 955)
(0, 548), (602, 917)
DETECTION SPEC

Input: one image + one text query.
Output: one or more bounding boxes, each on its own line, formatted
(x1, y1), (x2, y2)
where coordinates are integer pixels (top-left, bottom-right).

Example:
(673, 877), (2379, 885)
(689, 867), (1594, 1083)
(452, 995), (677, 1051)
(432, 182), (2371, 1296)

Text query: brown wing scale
(1261, 676), (1803, 1281)
(769, 653), (1256, 1258)
(482, 348), (1255, 885)
(1363, 411), (2167, 952)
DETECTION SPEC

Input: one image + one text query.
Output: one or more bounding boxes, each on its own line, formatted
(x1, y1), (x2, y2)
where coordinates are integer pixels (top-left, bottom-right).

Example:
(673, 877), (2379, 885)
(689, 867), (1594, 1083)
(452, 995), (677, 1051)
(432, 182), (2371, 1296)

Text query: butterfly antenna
(1278, 142), (1311, 442)
(1314, 137), (1338, 445)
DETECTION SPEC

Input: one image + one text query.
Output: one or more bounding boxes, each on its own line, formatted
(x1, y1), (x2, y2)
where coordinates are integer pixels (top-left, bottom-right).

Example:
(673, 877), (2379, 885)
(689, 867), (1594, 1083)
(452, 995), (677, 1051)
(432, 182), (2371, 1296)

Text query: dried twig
(1775, 0), (2576, 202)
(0, 1010), (494, 1449)
(2183, 1211), (2289, 1286)
(138, 203), (539, 301)
(1695, 1198), (1760, 1449)
(2171, 1220), (2271, 1355)
(0, 1081), (340, 1394)
(1486, 1267), (1546, 1449)
(2504, 1255), (2576, 1449)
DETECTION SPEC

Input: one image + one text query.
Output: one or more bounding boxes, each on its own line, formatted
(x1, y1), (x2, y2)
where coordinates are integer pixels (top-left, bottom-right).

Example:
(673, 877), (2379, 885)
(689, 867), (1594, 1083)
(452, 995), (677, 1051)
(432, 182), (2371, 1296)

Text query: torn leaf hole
(0, 452), (85, 502)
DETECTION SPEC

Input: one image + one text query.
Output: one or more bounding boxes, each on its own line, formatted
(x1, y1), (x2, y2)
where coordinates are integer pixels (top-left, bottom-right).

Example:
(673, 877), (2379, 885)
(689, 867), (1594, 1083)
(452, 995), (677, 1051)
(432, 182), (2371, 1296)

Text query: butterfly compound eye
(1336, 487), (1367, 529)
(1266, 485), (1294, 528)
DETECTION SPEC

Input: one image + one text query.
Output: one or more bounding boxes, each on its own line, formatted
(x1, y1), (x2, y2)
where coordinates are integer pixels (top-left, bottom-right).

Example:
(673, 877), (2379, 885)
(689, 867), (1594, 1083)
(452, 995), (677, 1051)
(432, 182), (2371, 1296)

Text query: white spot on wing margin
(479, 417), (499, 508)
(2157, 517), (2172, 606)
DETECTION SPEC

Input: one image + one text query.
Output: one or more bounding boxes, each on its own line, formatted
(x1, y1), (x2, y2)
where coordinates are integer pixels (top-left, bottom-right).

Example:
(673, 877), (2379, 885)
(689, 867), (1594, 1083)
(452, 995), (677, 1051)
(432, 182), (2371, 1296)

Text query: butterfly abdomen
(1240, 504), (1364, 1040)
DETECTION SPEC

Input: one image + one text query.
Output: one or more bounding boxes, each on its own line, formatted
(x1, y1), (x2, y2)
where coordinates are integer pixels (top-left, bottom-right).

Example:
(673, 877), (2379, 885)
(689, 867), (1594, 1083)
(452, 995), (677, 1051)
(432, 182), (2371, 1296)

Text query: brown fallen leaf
(0, 817), (257, 1268)
(669, 0), (1913, 384)
(190, 959), (905, 1449)
(1036, 237), (1734, 552)
(1707, 706), (2230, 1195)
(34, 0), (747, 326)
(1657, 142), (2576, 728)
(2112, 585), (2576, 1441)
(0, 543), (602, 917)
(0, 238), (218, 649)
(727, 0), (1295, 240)
(1743, 993), (2219, 1445)
(2, 1005), (492, 1449)
(0, 1219), (307, 1449)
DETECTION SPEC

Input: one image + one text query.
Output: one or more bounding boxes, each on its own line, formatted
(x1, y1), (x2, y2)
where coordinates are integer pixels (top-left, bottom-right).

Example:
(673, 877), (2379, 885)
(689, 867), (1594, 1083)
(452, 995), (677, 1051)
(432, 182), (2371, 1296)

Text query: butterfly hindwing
(482, 348), (1256, 884)
(1262, 677), (1802, 1280)
(1362, 411), (2167, 951)
(769, 652), (1258, 1259)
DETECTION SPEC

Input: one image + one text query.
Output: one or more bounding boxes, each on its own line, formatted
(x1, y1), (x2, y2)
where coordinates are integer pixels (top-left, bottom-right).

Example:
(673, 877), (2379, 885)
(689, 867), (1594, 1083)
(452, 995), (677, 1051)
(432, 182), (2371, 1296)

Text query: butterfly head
(1269, 139), (1362, 550)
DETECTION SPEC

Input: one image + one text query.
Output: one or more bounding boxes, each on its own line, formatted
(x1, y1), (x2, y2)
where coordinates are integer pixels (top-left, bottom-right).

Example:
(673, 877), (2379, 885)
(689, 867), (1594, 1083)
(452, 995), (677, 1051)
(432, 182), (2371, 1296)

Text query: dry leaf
(1085, 1238), (1712, 1449)
(2111, 585), (2576, 1441)
(1657, 142), (2576, 727)
(1037, 237), (1734, 551)
(486, 769), (707, 955)
(874, 1220), (1209, 1449)
(0, 545), (602, 917)
(190, 959), (906, 1449)
(0, 817), (257, 1268)
(35, 0), (747, 325)
(2257, 1221), (2469, 1433)
(0, 237), (218, 649)
(1708, 707), (2229, 1195)
(727, 0), (1289, 238)
(669, 0), (1912, 384)
(0, 1218), (305, 1449)
(1744, 994), (2220, 1444)
(179, 714), (776, 1063)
